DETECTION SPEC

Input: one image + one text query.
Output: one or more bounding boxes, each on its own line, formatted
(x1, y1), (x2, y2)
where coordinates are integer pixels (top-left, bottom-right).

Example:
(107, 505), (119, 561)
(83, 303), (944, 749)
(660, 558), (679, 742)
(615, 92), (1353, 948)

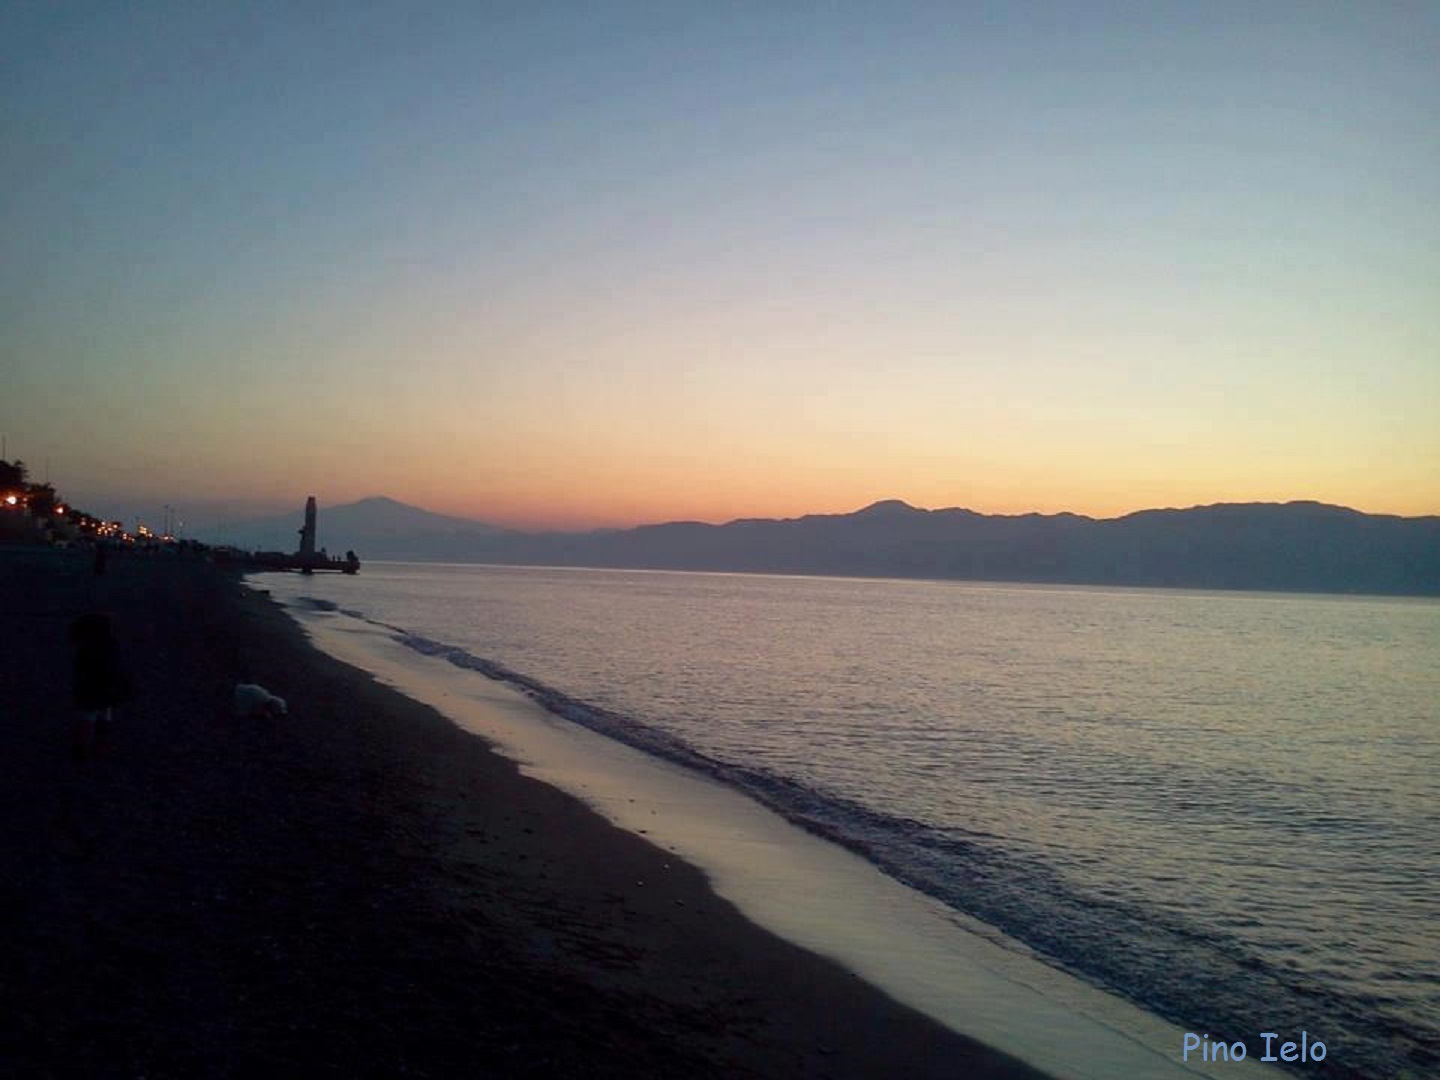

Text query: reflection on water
(261, 565), (1440, 1078)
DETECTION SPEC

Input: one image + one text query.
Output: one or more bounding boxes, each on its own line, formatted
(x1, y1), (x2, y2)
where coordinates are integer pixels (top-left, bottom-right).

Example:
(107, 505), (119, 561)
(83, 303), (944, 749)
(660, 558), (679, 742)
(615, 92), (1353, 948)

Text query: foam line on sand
(280, 595), (1277, 1080)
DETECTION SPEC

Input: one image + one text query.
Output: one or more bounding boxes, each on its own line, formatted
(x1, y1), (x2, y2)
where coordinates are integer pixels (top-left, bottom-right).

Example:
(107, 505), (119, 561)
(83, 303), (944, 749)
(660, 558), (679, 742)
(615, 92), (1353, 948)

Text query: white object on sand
(234, 682), (288, 718)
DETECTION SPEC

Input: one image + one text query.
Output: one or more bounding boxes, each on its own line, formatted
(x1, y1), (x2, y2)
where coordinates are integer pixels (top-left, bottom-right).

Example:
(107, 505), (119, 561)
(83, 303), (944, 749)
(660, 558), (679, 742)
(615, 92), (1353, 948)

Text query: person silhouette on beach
(69, 612), (130, 761)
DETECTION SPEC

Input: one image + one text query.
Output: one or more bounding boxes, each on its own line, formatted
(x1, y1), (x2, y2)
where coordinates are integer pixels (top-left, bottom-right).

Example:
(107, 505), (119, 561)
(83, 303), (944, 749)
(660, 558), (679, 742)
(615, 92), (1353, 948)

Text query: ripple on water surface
(260, 566), (1440, 1078)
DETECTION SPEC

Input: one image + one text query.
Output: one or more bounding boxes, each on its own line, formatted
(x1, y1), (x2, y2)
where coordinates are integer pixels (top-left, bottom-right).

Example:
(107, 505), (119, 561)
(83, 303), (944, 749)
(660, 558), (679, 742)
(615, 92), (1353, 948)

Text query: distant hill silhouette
(214, 497), (1440, 596)
(201, 496), (507, 560)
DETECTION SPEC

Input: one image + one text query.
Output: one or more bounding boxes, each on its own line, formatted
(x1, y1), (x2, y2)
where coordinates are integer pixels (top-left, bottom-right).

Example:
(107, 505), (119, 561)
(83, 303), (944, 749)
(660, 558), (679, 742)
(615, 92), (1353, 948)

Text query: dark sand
(2, 549), (1051, 1078)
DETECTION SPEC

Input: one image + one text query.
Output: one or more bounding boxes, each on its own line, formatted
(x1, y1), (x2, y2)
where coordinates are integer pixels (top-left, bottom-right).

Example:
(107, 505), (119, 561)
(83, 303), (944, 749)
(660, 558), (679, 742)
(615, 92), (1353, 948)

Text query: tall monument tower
(298, 496), (318, 559)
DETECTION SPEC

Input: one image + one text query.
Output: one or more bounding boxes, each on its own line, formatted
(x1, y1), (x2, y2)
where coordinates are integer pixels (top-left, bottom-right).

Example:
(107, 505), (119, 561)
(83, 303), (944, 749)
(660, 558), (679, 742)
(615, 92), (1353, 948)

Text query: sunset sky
(4, 3), (1437, 530)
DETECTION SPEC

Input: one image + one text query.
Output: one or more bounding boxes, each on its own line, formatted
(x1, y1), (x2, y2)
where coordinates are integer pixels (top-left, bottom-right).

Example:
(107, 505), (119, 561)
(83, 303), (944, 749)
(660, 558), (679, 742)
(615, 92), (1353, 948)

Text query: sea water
(255, 564), (1439, 1078)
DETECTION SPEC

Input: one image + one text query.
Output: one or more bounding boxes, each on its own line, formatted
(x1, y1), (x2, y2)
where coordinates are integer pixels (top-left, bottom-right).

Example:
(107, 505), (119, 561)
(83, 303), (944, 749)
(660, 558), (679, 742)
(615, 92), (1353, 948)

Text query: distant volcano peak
(855, 499), (921, 516)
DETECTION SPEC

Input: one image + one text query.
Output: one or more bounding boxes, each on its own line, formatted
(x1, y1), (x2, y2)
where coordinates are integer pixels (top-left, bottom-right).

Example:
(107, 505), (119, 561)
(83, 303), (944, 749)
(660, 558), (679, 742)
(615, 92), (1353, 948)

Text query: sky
(3, 1), (1437, 530)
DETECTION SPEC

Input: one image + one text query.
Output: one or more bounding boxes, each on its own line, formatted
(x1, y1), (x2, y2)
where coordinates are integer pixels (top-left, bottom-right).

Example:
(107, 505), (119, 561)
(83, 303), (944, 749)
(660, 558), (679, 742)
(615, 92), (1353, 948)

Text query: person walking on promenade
(69, 611), (129, 761)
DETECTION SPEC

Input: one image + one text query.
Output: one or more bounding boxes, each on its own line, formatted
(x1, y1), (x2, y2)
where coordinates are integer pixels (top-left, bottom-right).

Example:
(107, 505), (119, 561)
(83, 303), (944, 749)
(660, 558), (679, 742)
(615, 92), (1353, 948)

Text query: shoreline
(264, 570), (1281, 1080)
(3, 548), (1052, 1077)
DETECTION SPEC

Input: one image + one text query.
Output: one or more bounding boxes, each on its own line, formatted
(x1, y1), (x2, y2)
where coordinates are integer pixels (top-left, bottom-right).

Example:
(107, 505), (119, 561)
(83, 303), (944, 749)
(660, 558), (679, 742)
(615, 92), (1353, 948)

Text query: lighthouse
(298, 496), (317, 559)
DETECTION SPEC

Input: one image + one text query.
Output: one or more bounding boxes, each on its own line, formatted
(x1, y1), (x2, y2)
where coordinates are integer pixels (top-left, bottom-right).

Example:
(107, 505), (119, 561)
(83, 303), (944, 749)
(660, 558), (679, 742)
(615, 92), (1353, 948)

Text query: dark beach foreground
(1, 548), (1051, 1079)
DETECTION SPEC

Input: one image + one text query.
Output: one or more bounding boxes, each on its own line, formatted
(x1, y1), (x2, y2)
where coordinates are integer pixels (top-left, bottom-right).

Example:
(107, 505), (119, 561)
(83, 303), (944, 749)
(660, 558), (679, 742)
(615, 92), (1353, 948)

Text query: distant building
(0, 503), (44, 545)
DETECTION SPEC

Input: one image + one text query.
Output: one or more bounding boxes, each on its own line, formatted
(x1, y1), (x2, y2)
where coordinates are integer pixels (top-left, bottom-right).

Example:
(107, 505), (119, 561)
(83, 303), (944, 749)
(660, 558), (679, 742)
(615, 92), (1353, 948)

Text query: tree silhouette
(25, 482), (57, 518)
(0, 459), (26, 491)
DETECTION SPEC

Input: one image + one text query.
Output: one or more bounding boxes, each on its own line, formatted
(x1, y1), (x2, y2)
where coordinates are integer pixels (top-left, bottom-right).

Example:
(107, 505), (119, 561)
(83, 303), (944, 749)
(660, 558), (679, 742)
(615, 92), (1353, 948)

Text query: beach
(1, 548), (1049, 1079)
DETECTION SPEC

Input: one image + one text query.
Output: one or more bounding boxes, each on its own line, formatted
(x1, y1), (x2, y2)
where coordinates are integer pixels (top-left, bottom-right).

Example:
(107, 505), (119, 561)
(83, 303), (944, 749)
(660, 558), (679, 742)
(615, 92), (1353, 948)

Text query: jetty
(220, 496), (360, 575)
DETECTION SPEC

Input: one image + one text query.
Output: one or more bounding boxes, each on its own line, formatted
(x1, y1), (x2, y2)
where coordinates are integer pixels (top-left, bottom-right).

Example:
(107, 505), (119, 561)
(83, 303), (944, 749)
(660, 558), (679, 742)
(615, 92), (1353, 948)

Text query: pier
(219, 496), (360, 574)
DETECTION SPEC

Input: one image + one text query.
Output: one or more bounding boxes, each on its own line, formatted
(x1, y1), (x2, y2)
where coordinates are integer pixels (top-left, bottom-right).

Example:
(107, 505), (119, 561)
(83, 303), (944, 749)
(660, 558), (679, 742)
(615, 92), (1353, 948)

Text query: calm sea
(261, 563), (1439, 1078)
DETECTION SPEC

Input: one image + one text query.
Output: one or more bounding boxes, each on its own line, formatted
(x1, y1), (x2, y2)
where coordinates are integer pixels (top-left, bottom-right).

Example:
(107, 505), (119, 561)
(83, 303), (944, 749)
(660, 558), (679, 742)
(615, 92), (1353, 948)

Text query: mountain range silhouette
(204, 497), (1440, 596)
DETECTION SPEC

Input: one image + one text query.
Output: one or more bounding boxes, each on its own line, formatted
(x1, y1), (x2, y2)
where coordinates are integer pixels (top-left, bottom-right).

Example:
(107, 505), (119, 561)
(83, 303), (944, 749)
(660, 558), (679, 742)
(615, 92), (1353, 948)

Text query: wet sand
(1, 548), (1050, 1078)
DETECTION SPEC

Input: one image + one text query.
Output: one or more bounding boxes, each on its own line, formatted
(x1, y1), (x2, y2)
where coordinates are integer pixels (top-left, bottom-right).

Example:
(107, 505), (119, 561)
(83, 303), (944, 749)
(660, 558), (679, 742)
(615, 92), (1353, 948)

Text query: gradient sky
(4, 2), (1437, 530)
